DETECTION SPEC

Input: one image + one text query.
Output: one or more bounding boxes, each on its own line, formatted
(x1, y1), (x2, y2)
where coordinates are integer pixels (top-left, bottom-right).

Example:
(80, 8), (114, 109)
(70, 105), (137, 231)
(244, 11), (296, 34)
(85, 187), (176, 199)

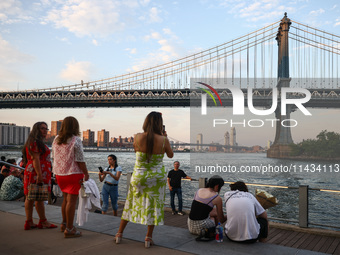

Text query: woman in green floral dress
(115, 112), (173, 248)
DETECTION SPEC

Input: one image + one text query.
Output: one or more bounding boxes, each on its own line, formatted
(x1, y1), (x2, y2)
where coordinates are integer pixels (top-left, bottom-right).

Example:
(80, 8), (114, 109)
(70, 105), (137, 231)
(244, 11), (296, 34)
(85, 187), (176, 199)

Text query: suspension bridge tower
(267, 13), (294, 158)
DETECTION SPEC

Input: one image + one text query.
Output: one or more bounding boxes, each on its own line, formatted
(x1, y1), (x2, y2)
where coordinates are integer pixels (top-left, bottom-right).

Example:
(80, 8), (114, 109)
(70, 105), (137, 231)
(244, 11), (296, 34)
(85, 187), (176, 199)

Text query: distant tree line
(290, 130), (340, 158)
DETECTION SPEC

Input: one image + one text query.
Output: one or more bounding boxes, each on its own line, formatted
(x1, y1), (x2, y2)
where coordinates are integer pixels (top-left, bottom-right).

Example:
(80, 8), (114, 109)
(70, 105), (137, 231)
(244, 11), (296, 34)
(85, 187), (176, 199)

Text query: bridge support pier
(267, 106), (294, 158)
(267, 80), (294, 158)
(267, 13), (294, 159)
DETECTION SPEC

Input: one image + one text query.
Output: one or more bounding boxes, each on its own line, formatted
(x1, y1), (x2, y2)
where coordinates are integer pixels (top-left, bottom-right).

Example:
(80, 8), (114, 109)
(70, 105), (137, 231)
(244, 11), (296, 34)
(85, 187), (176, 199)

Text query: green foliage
(289, 130), (340, 158)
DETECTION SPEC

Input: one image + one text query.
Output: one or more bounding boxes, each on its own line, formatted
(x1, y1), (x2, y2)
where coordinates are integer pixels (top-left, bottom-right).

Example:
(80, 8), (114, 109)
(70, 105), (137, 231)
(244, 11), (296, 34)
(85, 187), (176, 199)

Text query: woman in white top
(98, 154), (122, 216)
(52, 116), (89, 238)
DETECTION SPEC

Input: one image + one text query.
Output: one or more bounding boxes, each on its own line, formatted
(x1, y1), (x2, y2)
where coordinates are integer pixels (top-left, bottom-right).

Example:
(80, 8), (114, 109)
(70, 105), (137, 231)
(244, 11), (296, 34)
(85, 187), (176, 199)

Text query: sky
(0, 0), (340, 146)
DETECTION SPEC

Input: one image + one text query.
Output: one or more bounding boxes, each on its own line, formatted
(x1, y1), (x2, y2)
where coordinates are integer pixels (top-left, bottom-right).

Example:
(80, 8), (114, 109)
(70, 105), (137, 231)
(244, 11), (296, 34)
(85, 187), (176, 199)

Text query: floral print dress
(23, 141), (52, 195)
(121, 151), (166, 225)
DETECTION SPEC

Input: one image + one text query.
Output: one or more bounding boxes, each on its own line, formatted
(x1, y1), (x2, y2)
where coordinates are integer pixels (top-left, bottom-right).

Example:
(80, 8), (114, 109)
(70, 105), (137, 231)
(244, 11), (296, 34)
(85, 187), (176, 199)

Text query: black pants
(227, 217), (268, 243)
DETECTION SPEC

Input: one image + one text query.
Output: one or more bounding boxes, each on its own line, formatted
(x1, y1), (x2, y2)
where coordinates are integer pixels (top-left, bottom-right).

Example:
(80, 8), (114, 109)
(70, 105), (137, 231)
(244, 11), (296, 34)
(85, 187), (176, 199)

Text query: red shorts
(56, 174), (84, 195)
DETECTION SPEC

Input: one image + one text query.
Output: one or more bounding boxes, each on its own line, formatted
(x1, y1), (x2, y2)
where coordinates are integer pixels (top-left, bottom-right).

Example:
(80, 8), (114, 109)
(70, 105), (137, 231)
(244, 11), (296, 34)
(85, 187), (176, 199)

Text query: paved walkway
(0, 200), (327, 255)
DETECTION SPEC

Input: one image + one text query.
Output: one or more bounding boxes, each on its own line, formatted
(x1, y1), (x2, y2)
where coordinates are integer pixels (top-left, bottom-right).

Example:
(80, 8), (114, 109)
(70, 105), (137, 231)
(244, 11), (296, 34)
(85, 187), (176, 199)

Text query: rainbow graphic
(196, 82), (223, 106)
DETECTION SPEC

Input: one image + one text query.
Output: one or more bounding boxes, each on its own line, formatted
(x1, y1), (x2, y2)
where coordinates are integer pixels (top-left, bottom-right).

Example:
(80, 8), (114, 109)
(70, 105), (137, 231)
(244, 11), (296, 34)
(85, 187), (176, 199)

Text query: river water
(3, 150), (340, 230)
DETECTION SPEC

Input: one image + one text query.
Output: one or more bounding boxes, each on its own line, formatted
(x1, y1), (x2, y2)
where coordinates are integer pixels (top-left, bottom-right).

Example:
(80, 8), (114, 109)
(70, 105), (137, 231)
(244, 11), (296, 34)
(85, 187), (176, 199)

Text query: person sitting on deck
(224, 181), (269, 243)
(0, 168), (11, 189)
(0, 169), (24, 201)
(187, 175), (226, 235)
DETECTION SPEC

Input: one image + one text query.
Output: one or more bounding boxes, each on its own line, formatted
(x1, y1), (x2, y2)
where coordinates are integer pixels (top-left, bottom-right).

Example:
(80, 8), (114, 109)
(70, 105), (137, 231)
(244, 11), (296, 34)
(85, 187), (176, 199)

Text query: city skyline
(1, 1), (340, 146)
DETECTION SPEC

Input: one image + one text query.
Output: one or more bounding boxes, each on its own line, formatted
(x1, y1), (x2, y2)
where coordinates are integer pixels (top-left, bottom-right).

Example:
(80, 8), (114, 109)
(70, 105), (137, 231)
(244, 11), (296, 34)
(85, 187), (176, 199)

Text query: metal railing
(0, 160), (24, 170)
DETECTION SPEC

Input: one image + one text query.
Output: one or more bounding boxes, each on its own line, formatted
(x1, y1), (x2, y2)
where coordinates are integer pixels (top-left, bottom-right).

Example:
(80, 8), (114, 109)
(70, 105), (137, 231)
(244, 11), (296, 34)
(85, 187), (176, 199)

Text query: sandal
(64, 227), (82, 238)
(24, 220), (37, 230)
(60, 222), (66, 232)
(37, 219), (58, 229)
(145, 236), (154, 248)
(114, 233), (123, 244)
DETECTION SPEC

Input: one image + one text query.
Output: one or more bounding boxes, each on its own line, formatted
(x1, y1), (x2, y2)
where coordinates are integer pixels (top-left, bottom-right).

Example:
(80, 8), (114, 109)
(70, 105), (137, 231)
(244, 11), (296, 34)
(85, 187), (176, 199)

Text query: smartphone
(163, 125), (166, 134)
(98, 166), (103, 173)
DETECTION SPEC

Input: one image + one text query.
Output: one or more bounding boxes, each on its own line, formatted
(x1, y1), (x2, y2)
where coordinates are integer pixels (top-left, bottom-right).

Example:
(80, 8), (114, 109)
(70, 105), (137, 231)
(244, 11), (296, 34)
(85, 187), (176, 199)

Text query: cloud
(128, 29), (184, 72)
(149, 7), (162, 23)
(335, 18), (340, 27)
(0, 35), (33, 64)
(56, 37), (71, 44)
(43, 0), (164, 38)
(92, 39), (99, 46)
(221, 0), (296, 23)
(309, 9), (325, 16)
(87, 110), (95, 118)
(125, 48), (137, 54)
(0, 0), (33, 24)
(44, 0), (123, 37)
(0, 34), (34, 90)
(60, 60), (94, 83)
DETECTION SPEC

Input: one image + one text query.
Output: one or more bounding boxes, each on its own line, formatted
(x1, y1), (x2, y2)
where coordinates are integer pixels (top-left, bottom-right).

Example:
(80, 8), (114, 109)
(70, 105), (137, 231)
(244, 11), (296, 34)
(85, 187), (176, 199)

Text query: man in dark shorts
(167, 161), (191, 215)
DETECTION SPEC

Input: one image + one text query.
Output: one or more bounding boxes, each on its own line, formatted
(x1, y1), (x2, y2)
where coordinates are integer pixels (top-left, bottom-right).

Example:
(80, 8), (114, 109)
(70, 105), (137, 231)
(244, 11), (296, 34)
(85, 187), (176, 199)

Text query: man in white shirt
(224, 181), (268, 243)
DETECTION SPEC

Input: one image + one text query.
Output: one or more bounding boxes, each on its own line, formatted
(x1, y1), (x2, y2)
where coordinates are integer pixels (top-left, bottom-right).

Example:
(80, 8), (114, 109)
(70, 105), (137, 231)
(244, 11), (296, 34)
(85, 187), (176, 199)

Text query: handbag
(80, 184), (89, 198)
(27, 183), (49, 201)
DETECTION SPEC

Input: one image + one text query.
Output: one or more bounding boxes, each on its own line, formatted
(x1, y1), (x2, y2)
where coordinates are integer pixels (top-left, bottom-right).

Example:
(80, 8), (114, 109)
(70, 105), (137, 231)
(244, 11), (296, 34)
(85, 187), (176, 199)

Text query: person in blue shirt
(98, 154), (122, 216)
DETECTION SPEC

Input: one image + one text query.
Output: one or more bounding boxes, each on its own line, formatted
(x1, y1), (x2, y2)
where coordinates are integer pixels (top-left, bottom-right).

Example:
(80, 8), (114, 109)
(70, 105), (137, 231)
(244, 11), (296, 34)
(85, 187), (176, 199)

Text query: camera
(98, 166), (103, 173)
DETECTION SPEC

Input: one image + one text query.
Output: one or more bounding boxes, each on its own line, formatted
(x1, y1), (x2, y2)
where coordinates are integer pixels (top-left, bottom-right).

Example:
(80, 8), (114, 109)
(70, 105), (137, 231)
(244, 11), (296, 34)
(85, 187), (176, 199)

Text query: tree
(289, 130), (340, 158)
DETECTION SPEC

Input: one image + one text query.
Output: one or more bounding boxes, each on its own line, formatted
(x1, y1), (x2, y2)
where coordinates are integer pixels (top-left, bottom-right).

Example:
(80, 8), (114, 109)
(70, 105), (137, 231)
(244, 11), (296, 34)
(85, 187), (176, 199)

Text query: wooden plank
(291, 233), (312, 248)
(326, 238), (340, 254)
(267, 229), (287, 244)
(319, 237), (336, 253)
(268, 228), (282, 240)
(268, 228), (282, 237)
(267, 228), (285, 243)
(285, 231), (305, 247)
(299, 234), (316, 250)
(280, 230), (300, 246)
(312, 236), (332, 252)
(333, 241), (340, 255)
(273, 230), (294, 245)
(300, 235), (322, 251)
(266, 228), (281, 242)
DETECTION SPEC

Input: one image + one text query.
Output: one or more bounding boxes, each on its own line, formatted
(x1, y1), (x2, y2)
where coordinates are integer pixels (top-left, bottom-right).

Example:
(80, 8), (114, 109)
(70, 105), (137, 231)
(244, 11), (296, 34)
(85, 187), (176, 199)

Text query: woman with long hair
(115, 111), (173, 248)
(98, 154), (122, 216)
(187, 175), (226, 235)
(22, 122), (57, 230)
(52, 116), (89, 238)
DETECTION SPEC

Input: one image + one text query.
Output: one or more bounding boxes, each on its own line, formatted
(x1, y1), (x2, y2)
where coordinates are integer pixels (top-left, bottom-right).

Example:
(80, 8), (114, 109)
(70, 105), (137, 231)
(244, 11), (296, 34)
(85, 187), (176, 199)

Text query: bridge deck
(92, 201), (340, 254)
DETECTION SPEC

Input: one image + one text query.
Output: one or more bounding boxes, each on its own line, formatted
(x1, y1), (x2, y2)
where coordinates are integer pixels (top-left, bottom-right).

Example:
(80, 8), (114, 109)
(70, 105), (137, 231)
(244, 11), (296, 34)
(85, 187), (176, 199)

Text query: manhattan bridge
(1, 13), (339, 157)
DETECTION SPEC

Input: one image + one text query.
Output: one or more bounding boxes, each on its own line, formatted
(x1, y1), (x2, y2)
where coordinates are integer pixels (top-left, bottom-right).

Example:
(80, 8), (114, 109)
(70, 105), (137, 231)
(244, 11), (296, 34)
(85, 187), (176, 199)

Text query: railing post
(299, 185), (309, 228)
(199, 178), (207, 188)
